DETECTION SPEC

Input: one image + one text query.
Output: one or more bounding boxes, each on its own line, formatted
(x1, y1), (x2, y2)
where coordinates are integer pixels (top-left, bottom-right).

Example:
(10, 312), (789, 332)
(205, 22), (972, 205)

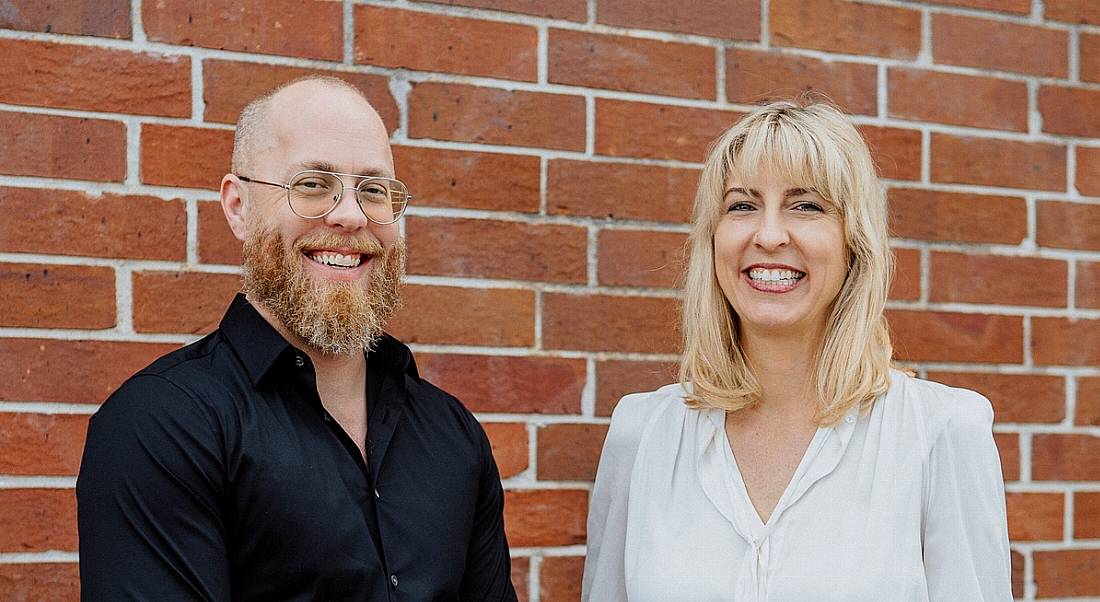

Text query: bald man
(77, 78), (517, 601)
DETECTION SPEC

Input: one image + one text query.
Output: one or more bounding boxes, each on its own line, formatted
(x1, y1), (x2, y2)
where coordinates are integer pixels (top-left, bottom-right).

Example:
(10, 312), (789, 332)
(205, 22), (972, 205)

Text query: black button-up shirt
(77, 294), (516, 601)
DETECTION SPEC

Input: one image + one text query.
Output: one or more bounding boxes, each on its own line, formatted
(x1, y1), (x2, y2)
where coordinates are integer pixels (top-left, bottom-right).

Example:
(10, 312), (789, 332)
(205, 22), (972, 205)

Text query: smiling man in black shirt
(76, 77), (517, 601)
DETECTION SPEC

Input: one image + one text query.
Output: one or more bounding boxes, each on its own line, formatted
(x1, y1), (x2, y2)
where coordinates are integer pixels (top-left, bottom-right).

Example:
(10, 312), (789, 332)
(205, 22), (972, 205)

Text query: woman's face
(714, 171), (848, 341)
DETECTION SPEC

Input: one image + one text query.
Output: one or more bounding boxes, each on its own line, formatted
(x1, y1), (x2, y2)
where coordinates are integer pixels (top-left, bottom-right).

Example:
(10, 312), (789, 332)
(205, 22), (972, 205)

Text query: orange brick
(393, 146), (540, 213)
(932, 14), (1067, 77)
(1034, 550), (1100, 597)
(1076, 146), (1100, 196)
(1040, 85), (1100, 138)
(1006, 492), (1064, 541)
(931, 134), (1066, 191)
(0, 339), (178, 404)
(0, 112), (125, 182)
(888, 310), (1023, 363)
(727, 49), (877, 116)
(482, 423), (528, 478)
(416, 354), (584, 414)
(512, 556), (530, 602)
(995, 432), (1019, 482)
(549, 29), (715, 99)
(355, 7), (536, 82)
(912, 0), (1029, 13)
(930, 252), (1067, 308)
(198, 201), (241, 265)
(888, 68), (1028, 132)
(596, 359), (677, 416)
(405, 216), (587, 283)
(926, 372), (1066, 424)
(0, 0), (130, 37)
(860, 125), (922, 182)
(890, 247), (920, 302)
(504, 489), (587, 547)
(132, 271), (240, 334)
(1081, 33), (1100, 84)
(0, 563), (79, 602)
(1078, 377), (1100, 426)
(408, 82), (585, 151)
(0, 413), (89, 476)
(141, 124), (233, 190)
(543, 293), (680, 354)
(547, 159), (698, 223)
(1037, 201), (1100, 252)
(411, 0), (586, 21)
(771, 0), (920, 59)
(1078, 261), (1100, 310)
(389, 285), (535, 347)
(0, 263), (115, 329)
(1012, 551), (1024, 599)
(203, 60), (398, 129)
(1032, 317), (1100, 366)
(595, 98), (743, 162)
(0, 188), (186, 261)
(1033, 434), (1100, 480)
(1075, 491), (1100, 538)
(889, 188), (1027, 244)
(540, 555), (585, 602)
(0, 39), (189, 117)
(537, 423), (609, 481)
(144, 0), (342, 60)
(598, 0), (758, 38)
(1046, 0), (1100, 25)
(0, 489), (76, 552)
(598, 229), (687, 289)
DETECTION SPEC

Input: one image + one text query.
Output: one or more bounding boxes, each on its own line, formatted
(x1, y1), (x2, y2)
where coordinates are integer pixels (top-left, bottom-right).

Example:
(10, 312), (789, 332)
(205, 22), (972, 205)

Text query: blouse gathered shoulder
(581, 370), (1012, 602)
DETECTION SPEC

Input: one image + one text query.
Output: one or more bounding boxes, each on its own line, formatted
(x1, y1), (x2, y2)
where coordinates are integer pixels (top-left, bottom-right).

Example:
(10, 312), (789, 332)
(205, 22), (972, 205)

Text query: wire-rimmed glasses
(237, 170), (412, 225)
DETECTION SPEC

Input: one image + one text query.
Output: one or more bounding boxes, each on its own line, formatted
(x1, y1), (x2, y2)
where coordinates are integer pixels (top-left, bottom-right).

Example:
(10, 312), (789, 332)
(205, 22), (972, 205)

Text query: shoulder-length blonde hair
(679, 100), (893, 425)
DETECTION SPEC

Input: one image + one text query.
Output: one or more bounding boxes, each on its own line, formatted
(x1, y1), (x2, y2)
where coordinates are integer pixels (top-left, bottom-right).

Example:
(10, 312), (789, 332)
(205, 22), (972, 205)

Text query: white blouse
(582, 371), (1012, 601)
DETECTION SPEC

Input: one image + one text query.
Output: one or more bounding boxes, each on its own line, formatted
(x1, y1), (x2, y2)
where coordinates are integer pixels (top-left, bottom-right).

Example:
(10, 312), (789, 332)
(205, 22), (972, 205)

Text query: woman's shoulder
(603, 383), (689, 456)
(881, 369), (995, 445)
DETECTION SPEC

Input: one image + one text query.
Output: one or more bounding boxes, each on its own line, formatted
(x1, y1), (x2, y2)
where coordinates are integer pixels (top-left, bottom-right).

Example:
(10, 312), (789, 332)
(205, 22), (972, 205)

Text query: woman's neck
(740, 324), (825, 418)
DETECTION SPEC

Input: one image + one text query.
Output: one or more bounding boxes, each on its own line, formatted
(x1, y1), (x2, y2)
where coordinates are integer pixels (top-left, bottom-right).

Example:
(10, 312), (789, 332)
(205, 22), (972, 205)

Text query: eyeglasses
(236, 169), (412, 225)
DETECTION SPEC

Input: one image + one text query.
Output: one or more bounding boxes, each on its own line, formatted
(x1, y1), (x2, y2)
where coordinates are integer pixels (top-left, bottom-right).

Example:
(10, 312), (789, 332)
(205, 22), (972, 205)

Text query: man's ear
(220, 174), (249, 242)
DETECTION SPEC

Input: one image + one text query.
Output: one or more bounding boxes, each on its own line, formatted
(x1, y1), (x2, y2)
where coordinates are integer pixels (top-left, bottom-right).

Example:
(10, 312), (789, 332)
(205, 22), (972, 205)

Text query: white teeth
(748, 268), (804, 283)
(309, 252), (362, 268)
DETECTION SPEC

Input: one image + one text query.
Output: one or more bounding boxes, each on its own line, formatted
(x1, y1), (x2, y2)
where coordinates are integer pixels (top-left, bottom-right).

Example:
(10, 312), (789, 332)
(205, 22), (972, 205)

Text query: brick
(540, 556), (585, 602)
(549, 29), (715, 99)
(0, 339), (178, 404)
(598, 229), (687, 289)
(771, 0), (920, 59)
(859, 126), (922, 182)
(595, 98), (743, 162)
(930, 134), (1066, 191)
(392, 146), (540, 213)
(355, 7), (536, 82)
(727, 49), (877, 116)
(1076, 147), (1100, 196)
(408, 82), (585, 151)
(995, 433), (1019, 482)
(596, 359), (677, 416)
(890, 247), (920, 302)
(512, 556), (530, 602)
(0, 263), (115, 329)
(1077, 262), (1100, 309)
(1033, 550), (1100, 598)
(598, 0), (757, 38)
(1046, 0), (1100, 25)
(1032, 434), (1100, 480)
(888, 188), (1027, 245)
(1079, 377), (1100, 426)
(1032, 317), (1100, 366)
(405, 216), (588, 283)
(388, 285), (534, 347)
(547, 159), (698, 223)
(1040, 85), (1100, 138)
(0, 112), (125, 182)
(925, 372), (1066, 424)
(141, 124), (233, 190)
(0, 188), (186, 261)
(0, 489), (76, 552)
(412, 0), (586, 21)
(0, 413), (89, 475)
(504, 489), (587, 547)
(932, 14), (1067, 78)
(198, 201), (241, 265)
(0, 39), (189, 116)
(888, 68), (1027, 132)
(1006, 492), (1064, 541)
(132, 271), (240, 334)
(929, 252), (1067, 308)
(1081, 33), (1100, 84)
(1012, 550), (1024, 599)
(417, 354), (584, 414)
(1075, 491), (1100, 538)
(203, 60), (398, 129)
(0, 563), (79, 602)
(537, 423), (609, 481)
(482, 423), (528, 478)
(543, 293), (680, 354)
(887, 310), (1022, 363)
(913, 0), (1030, 13)
(1037, 201), (1100, 251)
(144, 0), (341, 60)
(0, 0), (131, 37)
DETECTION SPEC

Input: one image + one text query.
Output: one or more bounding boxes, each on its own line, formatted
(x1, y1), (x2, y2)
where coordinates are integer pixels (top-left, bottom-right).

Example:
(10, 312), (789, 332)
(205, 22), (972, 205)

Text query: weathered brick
(0, 563), (79, 602)
(537, 423), (609, 481)
(1076, 146), (1100, 196)
(416, 354), (584, 414)
(913, 0), (1029, 13)
(0, 413), (89, 475)
(931, 134), (1066, 191)
(355, 7), (537, 82)
(1046, 0), (1100, 25)
(543, 293), (679, 354)
(388, 285), (535, 347)
(888, 68), (1028, 131)
(512, 556), (530, 602)
(547, 159), (698, 223)
(888, 188), (1027, 244)
(1040, 85), (1100, 138)
(596, 359), (677, 416)
(1012, 550), (1024, 599)
(926, 372), (1066, 424)
(1078, 377), (1100, 426)
(855, 126), (920, 182)
(482, 422), (528, 478)
(132, 271), (240, 334)
(0, 263), (115, 329)
(1033, 434), (1100, 480)
(141, 124), (233, 190)
(1075, 491), (1100, 538)
(595, 98), (743, 162)
(0, 112), (125, 182)
(1034, 550), (1100, 597)
(408, 82), (585, 151)
(890, 247), (921, 302)
(1076, 261), (1100, 309)
(540, 555), (585, 602)
(1080, 33), (1100, 84)
(771, 0), (921, 59)
(0, 0), (131, 37)
(392, 146), (540, 213)
(597, 229), (687, 288)
(932, 14), (1067, 77)
(995, 432), (1019, 482)
(930, 252), (1067, 308)
(727, 49), (878, 116)
(598, 0), (758, 38)
(198, 201), (241, 265)
(504, 489), (587, 547)
(411, 0), (586, 21)
(0, 489), (76, 552)
(888, 310), (1023, 363)
(1032, 317), (1100, 366)
(1037, 201), (1100, 252)
(1006, 492), (1064, 541)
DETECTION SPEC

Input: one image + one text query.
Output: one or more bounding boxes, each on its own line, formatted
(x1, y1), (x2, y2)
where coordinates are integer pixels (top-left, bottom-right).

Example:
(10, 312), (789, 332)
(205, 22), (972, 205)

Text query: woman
(582, 101), (1011, 601)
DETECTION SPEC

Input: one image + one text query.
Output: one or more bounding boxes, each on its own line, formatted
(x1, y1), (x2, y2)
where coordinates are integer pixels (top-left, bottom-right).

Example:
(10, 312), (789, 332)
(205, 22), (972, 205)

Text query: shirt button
(374, 488), (381, 499)
(294, 355), (306, 368)
(390, 574), (399, 587)
(845, 415), (856, 424)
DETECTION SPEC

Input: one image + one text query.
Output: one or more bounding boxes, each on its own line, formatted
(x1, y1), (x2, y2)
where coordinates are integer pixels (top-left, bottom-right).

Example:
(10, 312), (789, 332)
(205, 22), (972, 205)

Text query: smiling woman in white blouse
(582, 101), (1012, 601)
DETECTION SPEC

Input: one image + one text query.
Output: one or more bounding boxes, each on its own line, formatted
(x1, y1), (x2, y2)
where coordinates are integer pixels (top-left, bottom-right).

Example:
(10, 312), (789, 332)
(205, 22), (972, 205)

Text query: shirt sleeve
(921, 389), (1013, 601)
(459, 419), (518, 602)
(77, 374), (231, 601)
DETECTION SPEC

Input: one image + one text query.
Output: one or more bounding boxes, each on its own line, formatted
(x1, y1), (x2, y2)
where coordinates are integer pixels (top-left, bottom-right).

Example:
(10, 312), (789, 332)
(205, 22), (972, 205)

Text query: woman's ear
(220, 174), (249, 242)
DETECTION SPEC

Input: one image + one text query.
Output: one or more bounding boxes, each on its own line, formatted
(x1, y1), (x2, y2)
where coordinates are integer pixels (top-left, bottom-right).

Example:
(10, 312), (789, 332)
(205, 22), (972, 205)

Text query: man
(77, 77), (517, 601)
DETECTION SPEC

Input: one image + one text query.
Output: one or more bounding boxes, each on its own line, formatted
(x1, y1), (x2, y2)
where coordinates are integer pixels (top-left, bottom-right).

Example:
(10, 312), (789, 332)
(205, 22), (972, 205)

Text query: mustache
(293, 233), (388, 255)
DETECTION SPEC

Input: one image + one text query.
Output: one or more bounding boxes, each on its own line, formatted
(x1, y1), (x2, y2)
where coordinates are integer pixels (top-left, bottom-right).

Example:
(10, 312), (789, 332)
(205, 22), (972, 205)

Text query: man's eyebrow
(299, 160), (390, 177)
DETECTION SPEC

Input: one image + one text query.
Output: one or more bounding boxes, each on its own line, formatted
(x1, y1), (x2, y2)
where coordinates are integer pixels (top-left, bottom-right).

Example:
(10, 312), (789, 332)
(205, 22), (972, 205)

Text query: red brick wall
(1, 1), (1098, 600)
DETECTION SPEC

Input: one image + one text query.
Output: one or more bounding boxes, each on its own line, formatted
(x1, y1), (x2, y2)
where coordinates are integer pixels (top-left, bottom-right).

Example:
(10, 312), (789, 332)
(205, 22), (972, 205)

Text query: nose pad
(322, 187), (371, 230)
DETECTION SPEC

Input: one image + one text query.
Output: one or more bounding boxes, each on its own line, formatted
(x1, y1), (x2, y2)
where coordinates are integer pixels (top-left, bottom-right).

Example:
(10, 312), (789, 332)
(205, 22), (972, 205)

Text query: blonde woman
(582, 101), (1012, 601)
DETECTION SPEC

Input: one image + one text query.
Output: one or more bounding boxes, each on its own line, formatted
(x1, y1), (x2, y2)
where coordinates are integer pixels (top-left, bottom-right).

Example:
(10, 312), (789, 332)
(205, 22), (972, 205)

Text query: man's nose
(322, 185), (371, 232)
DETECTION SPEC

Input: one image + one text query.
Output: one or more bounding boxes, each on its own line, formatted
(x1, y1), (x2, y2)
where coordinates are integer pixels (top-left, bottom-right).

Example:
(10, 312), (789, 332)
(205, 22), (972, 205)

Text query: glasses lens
(288, 171), (341, 218)
(357, 178), (409, 225)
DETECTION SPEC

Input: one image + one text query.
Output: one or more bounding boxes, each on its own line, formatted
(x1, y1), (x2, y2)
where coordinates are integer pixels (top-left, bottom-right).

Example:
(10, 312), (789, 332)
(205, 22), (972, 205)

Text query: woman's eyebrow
(725, 187), (755, 197)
